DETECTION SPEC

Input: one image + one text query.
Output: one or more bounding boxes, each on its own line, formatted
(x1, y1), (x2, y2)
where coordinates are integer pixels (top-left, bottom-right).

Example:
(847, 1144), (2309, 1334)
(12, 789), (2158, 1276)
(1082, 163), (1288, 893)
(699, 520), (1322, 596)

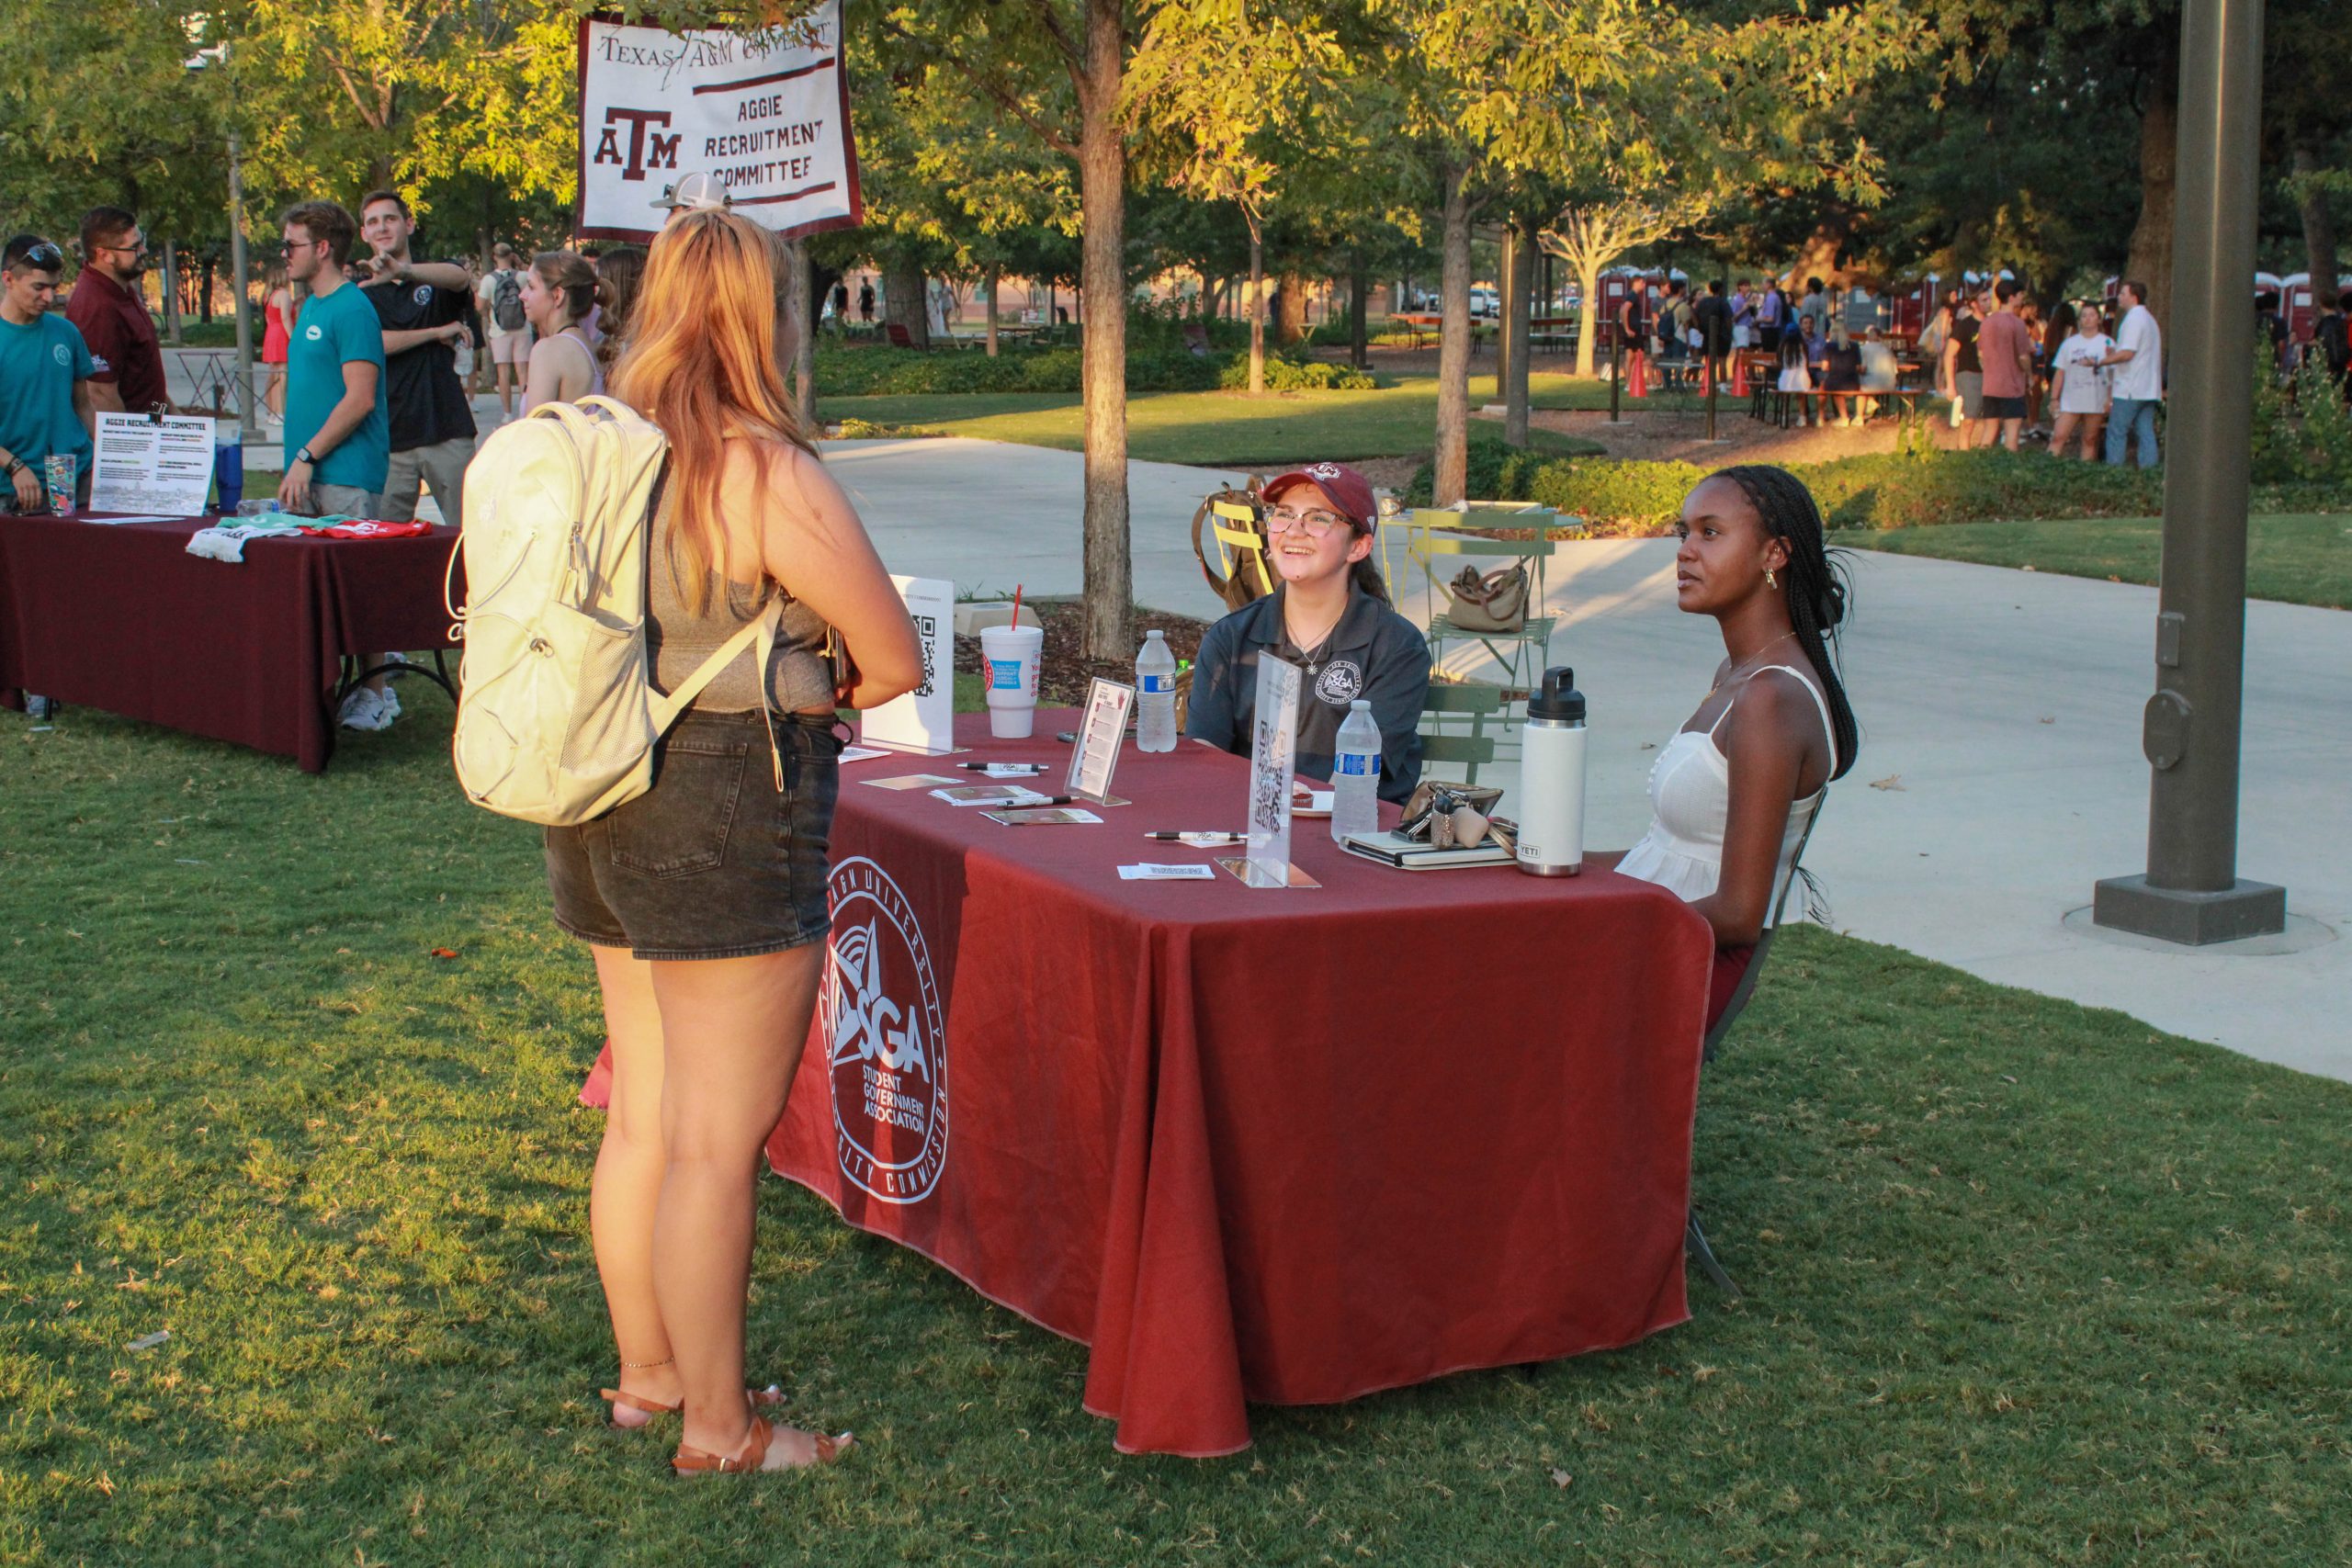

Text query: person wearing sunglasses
(64, 207), (175, 419)
(0, 235), (96, 515)
(1183, 461), (1428, 805)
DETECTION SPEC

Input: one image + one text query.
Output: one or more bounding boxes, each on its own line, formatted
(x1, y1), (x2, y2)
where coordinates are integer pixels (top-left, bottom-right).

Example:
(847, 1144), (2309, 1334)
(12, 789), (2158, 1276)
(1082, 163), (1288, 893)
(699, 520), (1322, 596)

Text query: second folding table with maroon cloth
(761, 711), (1716, 1456)
(0, 513), (460, 771)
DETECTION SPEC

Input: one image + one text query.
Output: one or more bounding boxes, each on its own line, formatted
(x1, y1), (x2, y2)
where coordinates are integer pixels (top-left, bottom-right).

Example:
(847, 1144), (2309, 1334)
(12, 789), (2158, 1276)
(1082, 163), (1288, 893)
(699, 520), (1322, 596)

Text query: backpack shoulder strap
(647, 598), (790, 789)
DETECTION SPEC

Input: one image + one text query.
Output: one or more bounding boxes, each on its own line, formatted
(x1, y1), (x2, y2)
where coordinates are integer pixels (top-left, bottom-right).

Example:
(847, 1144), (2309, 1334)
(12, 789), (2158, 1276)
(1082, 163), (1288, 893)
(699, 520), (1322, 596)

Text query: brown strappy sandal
(598, 1382), (788, 1430)
(671, 1416), (855, 1475)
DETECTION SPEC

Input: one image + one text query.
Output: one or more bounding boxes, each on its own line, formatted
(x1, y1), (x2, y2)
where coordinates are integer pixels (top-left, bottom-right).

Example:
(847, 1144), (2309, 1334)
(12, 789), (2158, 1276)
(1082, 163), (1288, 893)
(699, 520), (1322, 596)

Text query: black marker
(1144, 830), (1243, 844)
(958, 761), (1047, 773)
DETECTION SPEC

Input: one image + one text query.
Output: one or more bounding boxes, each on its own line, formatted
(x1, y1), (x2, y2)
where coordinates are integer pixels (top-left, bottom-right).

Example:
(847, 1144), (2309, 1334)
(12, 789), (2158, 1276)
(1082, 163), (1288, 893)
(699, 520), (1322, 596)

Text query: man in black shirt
(1690, 279), (1735, 378)
(357, 190), (477, 527)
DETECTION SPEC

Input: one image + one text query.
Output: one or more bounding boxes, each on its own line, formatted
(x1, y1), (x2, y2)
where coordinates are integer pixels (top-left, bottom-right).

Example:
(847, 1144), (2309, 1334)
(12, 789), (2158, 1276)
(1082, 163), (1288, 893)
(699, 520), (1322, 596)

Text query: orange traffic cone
(1731, 350), (1749, 398)
(1628, 350), (1648, 400)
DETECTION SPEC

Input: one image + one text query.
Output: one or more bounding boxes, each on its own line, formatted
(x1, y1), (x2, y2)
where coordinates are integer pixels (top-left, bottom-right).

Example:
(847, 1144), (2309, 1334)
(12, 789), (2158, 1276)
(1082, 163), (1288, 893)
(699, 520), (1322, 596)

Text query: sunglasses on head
(8, 243), (64, 271)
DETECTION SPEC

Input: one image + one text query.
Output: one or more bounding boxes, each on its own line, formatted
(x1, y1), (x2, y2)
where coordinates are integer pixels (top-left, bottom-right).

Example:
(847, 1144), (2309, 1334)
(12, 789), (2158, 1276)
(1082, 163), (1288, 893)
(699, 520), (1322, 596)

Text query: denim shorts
(545, 708), (842, 960)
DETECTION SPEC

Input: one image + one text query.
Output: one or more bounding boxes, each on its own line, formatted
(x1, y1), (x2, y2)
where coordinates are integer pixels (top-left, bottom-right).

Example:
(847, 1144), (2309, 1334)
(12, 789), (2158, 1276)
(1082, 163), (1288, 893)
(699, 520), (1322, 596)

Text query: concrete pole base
(2092, 874), (2287, 946)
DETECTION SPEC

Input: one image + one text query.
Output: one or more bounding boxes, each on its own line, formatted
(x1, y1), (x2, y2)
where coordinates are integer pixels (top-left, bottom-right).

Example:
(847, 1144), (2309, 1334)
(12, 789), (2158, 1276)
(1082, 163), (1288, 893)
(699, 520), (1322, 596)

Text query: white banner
(577, 3), (863, 243)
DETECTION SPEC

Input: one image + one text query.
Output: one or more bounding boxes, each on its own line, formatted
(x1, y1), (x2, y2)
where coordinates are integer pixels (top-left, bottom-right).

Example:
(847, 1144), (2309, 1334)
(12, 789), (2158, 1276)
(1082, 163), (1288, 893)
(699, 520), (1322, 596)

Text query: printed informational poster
(1066, 678), (1133, 804)
(578, 2), (864, 243)
(860, 575), (955, 755)
(89, 413), (215, 515)
(1242, 657), (1304, 888)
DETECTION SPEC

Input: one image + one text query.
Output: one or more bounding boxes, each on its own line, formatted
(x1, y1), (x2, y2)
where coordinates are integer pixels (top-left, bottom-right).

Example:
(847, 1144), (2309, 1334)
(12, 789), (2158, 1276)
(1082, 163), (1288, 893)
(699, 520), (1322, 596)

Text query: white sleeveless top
(1616, 665), (1837, 905)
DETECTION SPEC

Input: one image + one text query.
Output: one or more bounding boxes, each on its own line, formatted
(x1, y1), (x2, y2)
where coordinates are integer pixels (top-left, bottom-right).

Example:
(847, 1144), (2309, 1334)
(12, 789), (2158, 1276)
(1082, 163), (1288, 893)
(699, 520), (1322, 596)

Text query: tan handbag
(1444, 564), (1531, 633)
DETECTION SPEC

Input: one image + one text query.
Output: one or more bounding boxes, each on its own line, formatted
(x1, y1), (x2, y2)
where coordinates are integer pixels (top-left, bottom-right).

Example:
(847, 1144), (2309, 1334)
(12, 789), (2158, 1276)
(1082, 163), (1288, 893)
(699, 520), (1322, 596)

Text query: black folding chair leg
(1685, 1210), (1740, 1299)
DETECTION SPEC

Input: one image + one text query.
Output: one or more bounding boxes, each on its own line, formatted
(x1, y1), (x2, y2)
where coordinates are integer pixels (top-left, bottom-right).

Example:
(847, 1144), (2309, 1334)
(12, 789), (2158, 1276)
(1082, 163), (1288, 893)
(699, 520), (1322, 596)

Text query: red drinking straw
(1011, 583), (1023, 627)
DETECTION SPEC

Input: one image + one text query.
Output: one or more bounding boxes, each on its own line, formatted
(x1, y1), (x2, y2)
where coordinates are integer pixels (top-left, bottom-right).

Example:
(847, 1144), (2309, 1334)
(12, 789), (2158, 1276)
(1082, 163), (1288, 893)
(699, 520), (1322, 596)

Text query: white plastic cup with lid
(978, 624), (1045, 738)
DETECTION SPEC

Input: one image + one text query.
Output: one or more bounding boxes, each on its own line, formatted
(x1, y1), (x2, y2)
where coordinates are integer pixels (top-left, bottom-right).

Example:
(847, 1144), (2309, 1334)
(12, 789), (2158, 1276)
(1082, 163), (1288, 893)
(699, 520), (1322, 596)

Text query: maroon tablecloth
(0, 513), (460, 770)
(758, 711), (1716, 1455)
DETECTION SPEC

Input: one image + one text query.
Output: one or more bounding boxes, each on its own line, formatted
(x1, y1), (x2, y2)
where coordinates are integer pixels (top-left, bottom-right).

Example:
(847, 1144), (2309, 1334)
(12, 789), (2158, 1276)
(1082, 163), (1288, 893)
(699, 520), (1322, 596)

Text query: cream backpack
(447, 397), (781, 826)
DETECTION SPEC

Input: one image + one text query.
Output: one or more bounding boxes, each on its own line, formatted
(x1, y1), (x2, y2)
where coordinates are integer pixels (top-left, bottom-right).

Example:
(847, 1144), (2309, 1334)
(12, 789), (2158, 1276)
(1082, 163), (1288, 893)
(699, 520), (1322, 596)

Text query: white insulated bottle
(1514, 666), (1587, 876)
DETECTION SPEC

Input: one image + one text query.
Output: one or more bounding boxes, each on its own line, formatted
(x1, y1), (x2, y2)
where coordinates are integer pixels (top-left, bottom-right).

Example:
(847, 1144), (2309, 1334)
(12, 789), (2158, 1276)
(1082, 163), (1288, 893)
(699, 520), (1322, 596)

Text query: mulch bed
(955, 600), (1212, 708)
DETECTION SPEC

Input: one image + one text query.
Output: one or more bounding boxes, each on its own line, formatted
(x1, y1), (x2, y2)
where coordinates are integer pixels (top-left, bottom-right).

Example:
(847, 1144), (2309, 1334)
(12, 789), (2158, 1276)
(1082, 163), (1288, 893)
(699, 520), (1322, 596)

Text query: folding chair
(1399, 506), (1558, 706)
(1685, 801), (1825, 1300)
(1417, 682), (1505, 786)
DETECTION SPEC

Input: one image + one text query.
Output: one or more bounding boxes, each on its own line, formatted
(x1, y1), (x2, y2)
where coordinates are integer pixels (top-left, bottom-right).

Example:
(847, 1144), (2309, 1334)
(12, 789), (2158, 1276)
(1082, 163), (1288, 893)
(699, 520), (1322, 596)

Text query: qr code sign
(913, 614), (937, 699)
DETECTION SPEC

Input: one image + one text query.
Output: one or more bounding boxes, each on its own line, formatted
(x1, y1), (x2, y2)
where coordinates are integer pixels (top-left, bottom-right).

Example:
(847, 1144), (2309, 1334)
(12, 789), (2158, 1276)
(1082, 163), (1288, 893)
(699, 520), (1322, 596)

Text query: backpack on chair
(1191, 475), (1274, 613)
(447, 395), (782, 826)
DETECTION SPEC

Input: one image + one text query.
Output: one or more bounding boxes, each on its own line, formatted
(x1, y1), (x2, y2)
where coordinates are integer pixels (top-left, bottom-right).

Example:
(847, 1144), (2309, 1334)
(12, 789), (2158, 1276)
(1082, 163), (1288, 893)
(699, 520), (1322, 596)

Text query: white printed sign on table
(90, 412), (215, 516)
(860, 576), (956, 755)
(577, 1), (863, 243)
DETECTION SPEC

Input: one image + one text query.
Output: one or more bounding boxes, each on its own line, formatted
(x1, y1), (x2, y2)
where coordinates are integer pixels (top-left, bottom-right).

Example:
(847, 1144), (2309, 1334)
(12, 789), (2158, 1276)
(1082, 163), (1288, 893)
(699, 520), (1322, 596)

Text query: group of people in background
(1609, 270), (2169, 464)
(1918, 278), (2165, 466)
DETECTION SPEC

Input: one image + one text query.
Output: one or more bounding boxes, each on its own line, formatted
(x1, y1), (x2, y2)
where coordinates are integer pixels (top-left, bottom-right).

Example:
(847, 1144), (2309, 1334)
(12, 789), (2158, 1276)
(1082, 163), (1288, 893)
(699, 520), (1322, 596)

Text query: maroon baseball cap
(1262, 462), (1379, 536)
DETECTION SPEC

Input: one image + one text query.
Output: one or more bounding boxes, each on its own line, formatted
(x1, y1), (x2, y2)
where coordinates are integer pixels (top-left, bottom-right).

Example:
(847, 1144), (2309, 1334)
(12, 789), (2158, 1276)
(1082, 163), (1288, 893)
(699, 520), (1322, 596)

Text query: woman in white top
(1602, 465), (1858, 1030)
(519, 249), (607, 412)
(2048, 303), (2114, 461)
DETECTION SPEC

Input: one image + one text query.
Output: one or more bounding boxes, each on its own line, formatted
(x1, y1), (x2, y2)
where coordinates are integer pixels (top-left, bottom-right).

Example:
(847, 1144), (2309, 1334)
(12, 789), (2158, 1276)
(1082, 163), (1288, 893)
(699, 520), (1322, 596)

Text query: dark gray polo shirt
(1184, 584), (1429, 805)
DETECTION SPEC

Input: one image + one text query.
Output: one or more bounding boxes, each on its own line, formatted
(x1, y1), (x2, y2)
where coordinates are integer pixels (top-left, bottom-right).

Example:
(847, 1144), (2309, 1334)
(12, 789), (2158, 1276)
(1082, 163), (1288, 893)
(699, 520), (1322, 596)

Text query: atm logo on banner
(821, 857), (948, 1204)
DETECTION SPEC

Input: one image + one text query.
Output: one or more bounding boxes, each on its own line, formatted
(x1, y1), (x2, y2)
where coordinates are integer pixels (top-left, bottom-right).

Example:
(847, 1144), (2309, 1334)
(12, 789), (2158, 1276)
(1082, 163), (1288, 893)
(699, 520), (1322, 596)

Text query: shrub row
(814, 342), (1377, 399)
(1408, 445), (2347, 533)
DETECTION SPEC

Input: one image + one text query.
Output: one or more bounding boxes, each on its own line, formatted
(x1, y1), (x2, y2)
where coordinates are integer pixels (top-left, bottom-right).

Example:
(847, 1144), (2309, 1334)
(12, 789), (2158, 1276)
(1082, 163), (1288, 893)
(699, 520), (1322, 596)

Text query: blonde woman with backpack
(545, 209), (922, 1475)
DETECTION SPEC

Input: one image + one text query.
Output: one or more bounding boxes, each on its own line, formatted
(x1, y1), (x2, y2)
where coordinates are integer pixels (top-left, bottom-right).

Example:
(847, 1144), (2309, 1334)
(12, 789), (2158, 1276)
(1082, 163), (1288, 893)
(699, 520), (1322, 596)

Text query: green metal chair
(1685, 800), (1825, 1301)
(1396, 505), (1559, 705)
(1417, 682), (1506, 785)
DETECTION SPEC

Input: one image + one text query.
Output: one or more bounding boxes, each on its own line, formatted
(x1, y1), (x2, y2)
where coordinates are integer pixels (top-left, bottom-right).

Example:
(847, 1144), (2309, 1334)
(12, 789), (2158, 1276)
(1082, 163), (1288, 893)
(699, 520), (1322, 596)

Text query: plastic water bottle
(1136, 630), (1177, 752)
(1330, 700), (1382, 843)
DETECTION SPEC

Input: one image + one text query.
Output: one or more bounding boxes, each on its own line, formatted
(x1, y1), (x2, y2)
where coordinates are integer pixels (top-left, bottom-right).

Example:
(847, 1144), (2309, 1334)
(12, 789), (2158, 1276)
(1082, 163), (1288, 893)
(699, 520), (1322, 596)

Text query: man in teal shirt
(0, 235), (96, 513)
(276, 200), (389, 516)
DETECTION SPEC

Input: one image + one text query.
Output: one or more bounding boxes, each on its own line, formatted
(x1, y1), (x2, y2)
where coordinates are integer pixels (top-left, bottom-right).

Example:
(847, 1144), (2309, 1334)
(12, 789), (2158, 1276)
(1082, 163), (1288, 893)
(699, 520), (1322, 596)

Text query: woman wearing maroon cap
(1183, 461), (1430, 804)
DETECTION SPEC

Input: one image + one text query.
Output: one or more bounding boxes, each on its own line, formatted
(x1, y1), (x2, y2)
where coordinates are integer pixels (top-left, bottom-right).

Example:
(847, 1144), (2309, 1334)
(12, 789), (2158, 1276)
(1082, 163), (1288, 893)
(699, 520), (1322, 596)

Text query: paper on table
(78, 513), (181, 525)
(1119, 863), (1216, 880)
(862, 773), (963, 790)
(932, 784), (1053, 807)
(838, 745), (892, 763)
(985, 807), (1103, 826)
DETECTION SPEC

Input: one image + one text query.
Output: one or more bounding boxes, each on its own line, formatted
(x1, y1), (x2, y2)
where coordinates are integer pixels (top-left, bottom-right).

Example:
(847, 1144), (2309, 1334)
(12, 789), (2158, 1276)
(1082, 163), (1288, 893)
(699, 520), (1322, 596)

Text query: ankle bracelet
(621, 1355), (675, 1371)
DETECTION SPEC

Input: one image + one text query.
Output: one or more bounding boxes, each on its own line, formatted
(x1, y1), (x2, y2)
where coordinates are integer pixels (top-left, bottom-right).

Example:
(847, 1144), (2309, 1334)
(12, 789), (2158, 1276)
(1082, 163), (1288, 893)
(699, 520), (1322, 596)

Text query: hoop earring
(1766, 567), (1778, 589)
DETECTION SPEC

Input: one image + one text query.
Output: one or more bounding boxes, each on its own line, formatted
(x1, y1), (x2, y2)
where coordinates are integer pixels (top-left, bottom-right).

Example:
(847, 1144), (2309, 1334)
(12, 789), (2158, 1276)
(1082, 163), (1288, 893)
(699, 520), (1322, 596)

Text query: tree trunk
(985, 265), (1001, 357)
(1077, 0), (1132, 663)
(1786, 218), (1849, 296)
(200, 255), (217, 325)
(883, 255), (929, 348)
(1275, 266), (1306, 344)
(1433, 158), (1476, 507)
(1496, 227), (1512, 402)
(2294, 143), (2339, 308)
(785, 237), (815, 427)
(161, 240), (183, 345)
(1247, 215), (1266, 395)
(2125, 61), (2178, 331)
(1504, 218), (1535, 447)
(1573, 256), (1604, 379)
(1349, 257), (1369, 370)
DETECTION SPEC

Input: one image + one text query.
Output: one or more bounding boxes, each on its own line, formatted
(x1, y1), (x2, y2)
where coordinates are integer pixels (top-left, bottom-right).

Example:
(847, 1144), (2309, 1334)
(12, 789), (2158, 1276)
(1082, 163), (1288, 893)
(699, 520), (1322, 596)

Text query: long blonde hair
(610, 211), (813, 608)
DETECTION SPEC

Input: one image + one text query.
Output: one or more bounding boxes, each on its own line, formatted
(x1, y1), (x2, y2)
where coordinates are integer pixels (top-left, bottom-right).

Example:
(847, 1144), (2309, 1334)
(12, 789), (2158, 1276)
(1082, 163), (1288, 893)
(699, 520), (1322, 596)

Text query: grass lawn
(825, 372), (1610, 468)
(5, 694), (2350, 1562)
(1848, 513), (2352, 611)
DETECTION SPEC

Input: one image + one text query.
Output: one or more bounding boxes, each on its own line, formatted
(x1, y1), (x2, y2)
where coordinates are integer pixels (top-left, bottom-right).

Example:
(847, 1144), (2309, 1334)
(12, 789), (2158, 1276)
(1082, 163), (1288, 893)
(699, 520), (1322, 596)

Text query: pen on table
(1144, 830), (1243, 844)
(959, 761), (1047, 772)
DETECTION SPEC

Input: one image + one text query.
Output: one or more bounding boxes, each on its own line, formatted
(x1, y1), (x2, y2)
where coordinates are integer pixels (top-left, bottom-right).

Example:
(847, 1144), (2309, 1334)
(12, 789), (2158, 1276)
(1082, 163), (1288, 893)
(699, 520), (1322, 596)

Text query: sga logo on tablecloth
(820, 856), (948, 1204)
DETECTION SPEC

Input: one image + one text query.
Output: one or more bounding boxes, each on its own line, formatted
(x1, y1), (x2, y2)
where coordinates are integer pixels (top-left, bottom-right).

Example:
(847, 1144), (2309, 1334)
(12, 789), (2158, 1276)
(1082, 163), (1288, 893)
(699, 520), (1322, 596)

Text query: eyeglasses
(8, 243), (64, 271)
(278, 237), (323, 254)
(96, 241), (147, 257)
(1264, 507), (1351, 537)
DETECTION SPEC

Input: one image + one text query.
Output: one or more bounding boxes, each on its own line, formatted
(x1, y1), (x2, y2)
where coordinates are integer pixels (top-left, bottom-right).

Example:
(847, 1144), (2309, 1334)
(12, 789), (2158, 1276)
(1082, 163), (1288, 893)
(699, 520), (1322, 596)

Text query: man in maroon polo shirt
(64, 207), (175, 418)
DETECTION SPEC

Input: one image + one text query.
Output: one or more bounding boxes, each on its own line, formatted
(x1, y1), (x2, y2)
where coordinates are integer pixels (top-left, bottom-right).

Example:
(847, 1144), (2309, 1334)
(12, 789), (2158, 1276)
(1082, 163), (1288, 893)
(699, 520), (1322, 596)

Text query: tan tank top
(645, 512), (837, 715)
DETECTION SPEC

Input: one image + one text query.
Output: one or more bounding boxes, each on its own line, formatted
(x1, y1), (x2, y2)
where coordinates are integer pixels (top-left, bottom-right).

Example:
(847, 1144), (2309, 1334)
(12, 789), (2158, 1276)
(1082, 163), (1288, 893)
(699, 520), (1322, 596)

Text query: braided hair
(1711, 464), (1860, 781)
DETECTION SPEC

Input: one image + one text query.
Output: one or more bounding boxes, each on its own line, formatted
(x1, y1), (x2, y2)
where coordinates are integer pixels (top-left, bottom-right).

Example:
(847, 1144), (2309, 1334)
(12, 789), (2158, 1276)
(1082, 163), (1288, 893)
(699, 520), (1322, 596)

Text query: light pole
(2091, 0), (2284, 944)
(187, 36), (258, 441)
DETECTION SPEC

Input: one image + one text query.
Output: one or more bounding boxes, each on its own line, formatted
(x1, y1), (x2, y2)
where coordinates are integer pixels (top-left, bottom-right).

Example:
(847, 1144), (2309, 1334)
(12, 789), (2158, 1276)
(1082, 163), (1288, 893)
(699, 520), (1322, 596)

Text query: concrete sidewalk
(829, 437), (2350, 1083)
